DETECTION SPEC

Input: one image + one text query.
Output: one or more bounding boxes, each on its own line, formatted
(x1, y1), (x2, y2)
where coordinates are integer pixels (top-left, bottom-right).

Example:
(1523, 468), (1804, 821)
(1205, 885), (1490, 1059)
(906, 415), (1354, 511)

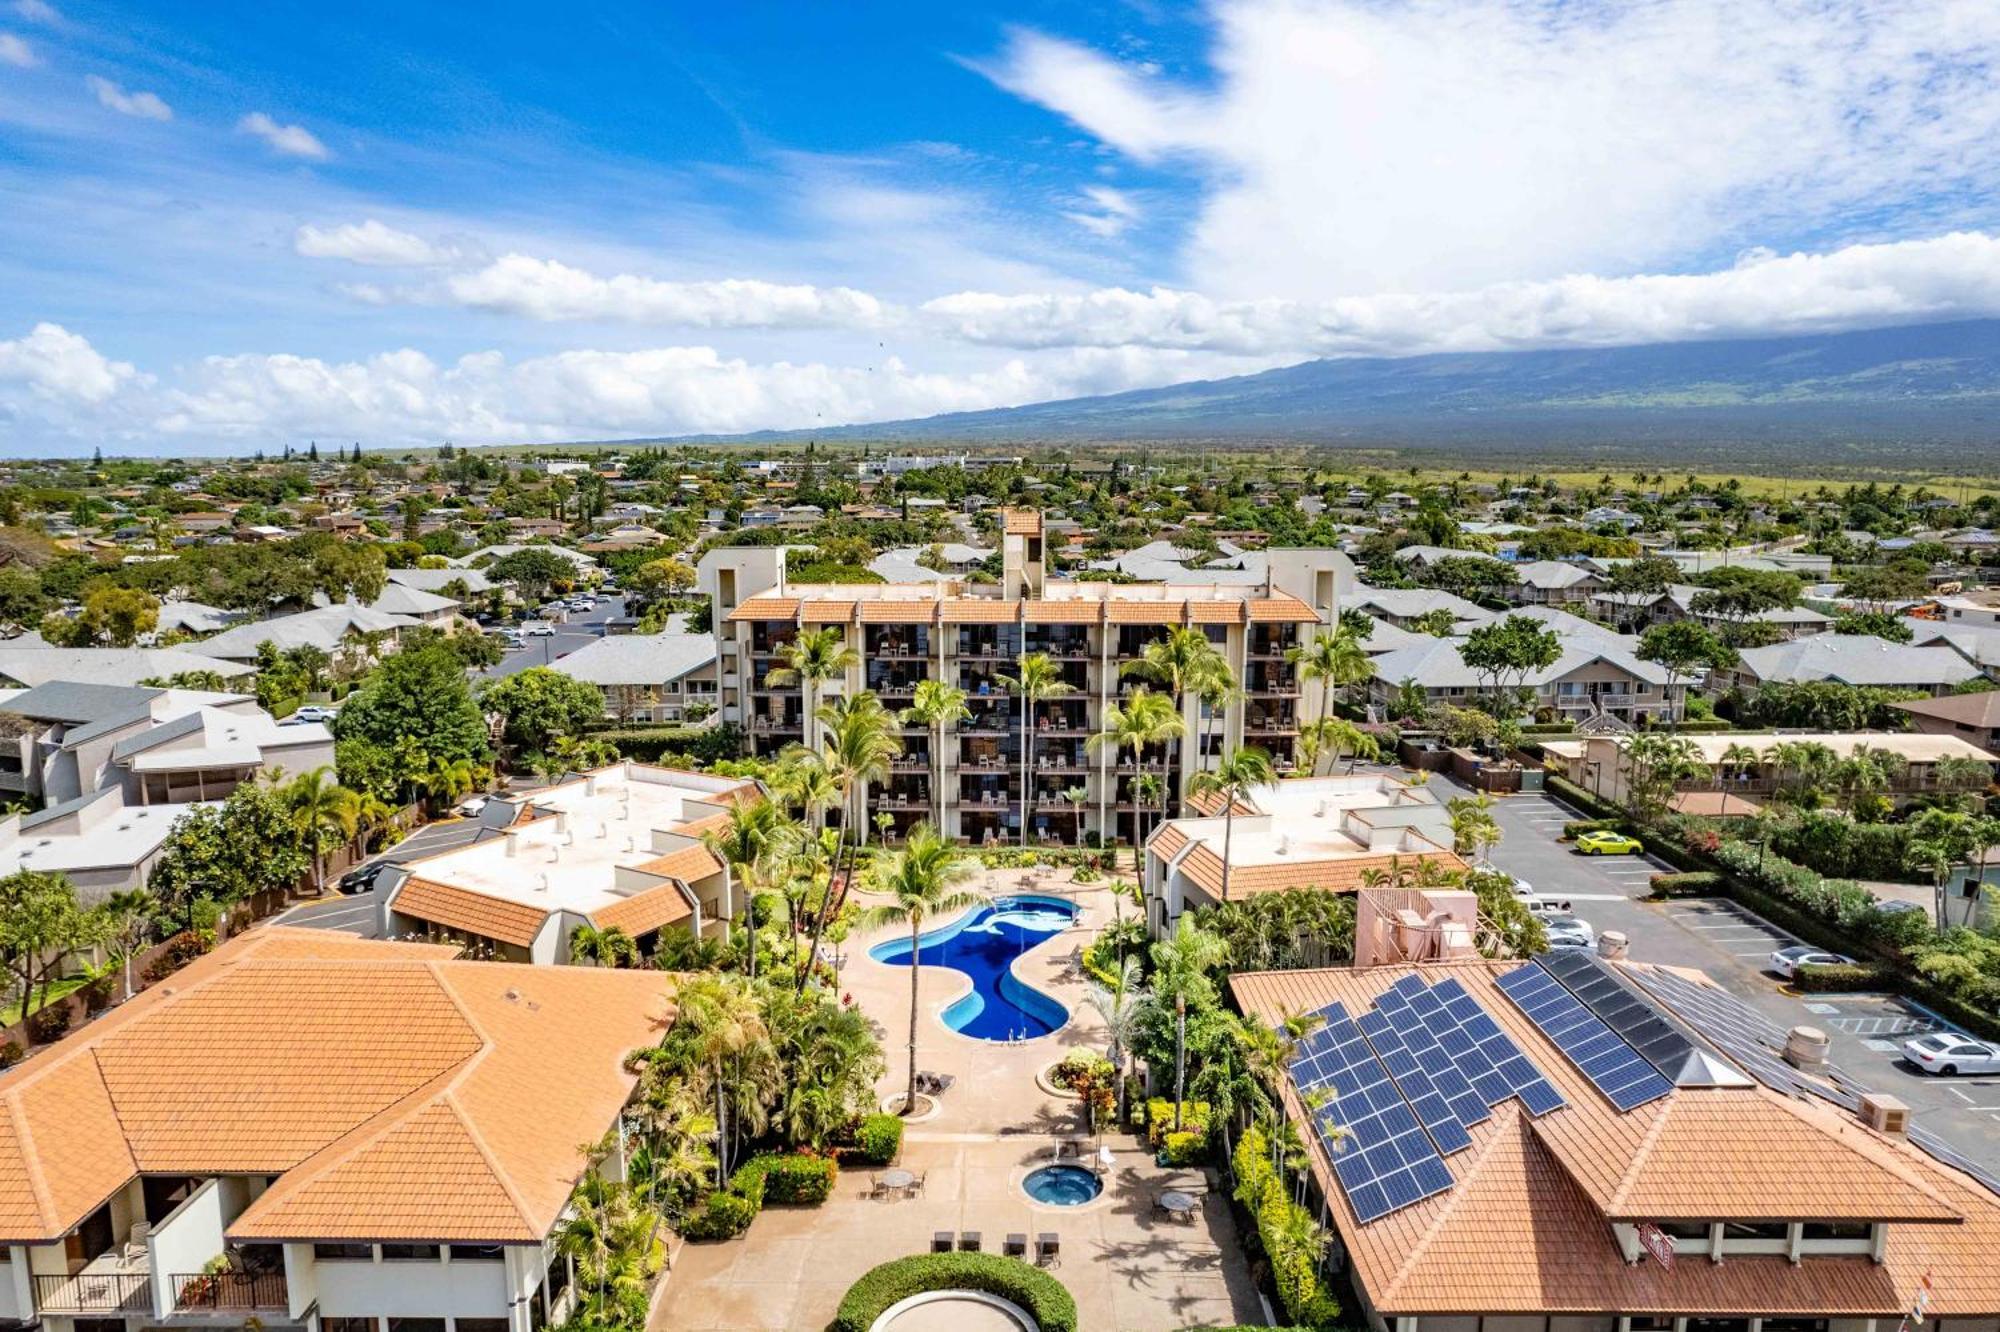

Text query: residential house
(1892, 692), (2000, 754)
(1367, 634), (1681, 726)
(1724, 636), (1986, 696)
(552, 628), (717, 723)
(1509, 561), (1607, 607)
(0, 787), (199, 899)
(195, 604), (422, 665)
(0, 646), (253, 690)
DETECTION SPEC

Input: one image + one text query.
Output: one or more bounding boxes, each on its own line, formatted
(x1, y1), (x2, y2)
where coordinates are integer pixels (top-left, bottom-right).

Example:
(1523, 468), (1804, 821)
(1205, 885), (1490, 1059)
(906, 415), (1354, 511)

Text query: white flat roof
(0, 801), (199, 874)
(1541, 732), (1999, 763)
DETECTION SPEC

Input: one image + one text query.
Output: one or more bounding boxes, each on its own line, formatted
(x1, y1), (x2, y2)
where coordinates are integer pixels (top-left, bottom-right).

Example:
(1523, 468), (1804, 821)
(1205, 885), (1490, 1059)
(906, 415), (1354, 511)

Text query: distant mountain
(698, 319), (2000, 467)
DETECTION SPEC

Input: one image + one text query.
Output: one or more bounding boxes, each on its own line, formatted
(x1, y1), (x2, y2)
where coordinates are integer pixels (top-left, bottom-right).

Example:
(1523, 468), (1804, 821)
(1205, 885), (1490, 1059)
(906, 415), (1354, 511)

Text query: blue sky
(3, 0), (2000, 454)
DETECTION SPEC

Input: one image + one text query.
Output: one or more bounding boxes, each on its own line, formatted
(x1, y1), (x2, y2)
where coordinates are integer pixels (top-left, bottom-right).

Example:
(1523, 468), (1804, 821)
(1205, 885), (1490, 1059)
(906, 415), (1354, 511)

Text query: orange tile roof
(727, 596), (799, 622)
(1231, 961), (2000, 1317)
(798, 599), (856, 624)
(859, 600), (939, 623)
(0, 929), (674, 1245)
(1003, 509), (1043, 536)
(636, 843), (724, 883)
(1247, 593), (1319, 621)
(590, 882), (694, 936)
(941, 600), (1021, 623)
(392, 878), (551, 948)
(1187, 600), (1244, 624)
(1106, 601), (1186, 624)
(1024, 600), (1102, 624)
(1173, 841), (1465, 898)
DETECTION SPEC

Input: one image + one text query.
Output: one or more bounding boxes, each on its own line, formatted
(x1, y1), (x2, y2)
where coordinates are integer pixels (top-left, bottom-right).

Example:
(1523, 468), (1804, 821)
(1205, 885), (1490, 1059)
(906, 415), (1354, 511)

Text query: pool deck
(650, 865), (1264, 1332)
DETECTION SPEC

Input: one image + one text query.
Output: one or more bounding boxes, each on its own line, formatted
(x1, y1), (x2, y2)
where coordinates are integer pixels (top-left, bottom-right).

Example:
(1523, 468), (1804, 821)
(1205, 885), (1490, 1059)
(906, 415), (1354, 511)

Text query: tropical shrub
(1648, 871), (1722, 897)
(1233, 1126), (1341, 1329)
(679, 1190), (755, 1241)
(854, 1113), (903, 1165)
(732, 1152), (837, 1206)
(1769, 816), (1919, 884)
(832, 1253), (1078, 1332)
(1146, 1099), (1211, 1150)
(1792, 962), (1892, 992)
(1162, 1130), (1207, 1166)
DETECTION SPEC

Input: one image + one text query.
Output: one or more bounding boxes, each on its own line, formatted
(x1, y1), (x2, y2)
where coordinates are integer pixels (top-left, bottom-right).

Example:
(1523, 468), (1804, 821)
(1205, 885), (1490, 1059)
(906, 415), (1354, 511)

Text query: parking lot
(272, 815), (498, 938)
(1467, 780), (2000, 1164)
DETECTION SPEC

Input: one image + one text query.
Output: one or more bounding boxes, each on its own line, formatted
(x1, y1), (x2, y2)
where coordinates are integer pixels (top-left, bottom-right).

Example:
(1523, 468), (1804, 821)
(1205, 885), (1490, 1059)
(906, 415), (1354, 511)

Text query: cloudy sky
(3, 0), (2000, 455)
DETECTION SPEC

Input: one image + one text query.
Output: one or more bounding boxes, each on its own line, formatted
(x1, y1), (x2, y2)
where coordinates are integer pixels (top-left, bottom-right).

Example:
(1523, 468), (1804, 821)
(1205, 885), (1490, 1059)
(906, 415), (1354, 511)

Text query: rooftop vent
(1276, 833), (1291, 855)
(537, 873), (550, 893)
(1861, 1092), (1909, 1136)
(1784, 1025), (1830, 1071)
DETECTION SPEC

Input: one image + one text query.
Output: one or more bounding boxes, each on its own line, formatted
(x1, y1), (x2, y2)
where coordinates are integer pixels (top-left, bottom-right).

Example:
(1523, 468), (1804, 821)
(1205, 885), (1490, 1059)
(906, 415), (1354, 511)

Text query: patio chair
(1004, 1233), (1028, 1258)
(909, 1171), (927, 1197)
(1036, 1233), (1060, 1267)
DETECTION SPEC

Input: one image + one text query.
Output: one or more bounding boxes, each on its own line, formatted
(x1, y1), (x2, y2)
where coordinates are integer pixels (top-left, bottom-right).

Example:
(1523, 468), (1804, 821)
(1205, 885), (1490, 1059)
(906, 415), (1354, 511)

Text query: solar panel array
(1495, 962), (1675, 1111)
(1286, 975), (1570, 1224)
(1290, 1001), (1455, 1224)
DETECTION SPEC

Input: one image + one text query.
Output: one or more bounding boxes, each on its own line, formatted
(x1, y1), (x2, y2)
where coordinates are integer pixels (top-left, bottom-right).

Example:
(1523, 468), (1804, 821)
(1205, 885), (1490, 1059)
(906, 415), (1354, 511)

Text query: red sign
(1636, 1222), (1676, 1270)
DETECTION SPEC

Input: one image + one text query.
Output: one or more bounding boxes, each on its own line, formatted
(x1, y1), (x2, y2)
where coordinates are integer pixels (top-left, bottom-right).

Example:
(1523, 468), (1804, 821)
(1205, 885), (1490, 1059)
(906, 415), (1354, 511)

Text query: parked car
(1902, 1033), (2000, 1076)
(291, 704), (336, 723)
(1575, 829), (1644, 856)
(1511, 877), (1572, 916)
(1767, 944), (1854, 980)
(338, 860), (390, 895)
(1543, 915), (1596, 950)
(455, 796), (489, 818)
(524, 621), (557, 637)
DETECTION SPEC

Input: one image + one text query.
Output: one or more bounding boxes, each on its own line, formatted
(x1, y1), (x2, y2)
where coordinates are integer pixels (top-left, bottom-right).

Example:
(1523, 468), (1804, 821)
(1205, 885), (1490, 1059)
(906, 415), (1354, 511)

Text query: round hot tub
(1021, 1163), (1103, 1207)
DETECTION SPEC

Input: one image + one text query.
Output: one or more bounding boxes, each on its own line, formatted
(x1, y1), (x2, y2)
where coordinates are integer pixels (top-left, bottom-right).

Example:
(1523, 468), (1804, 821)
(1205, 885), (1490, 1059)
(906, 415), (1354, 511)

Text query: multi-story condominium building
(700, 510), (1354, 846)
(0, 928), (674, 1332)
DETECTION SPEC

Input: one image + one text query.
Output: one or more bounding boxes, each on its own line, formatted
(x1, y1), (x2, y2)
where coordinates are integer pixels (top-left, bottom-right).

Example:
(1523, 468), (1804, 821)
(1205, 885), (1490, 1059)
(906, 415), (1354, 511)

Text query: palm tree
(1062, 785), (1089, 845)
(765, 626), (859, 754)
(856, 825), (987, 1116)
(671, 973), (776, 1184)
(771, 749), (840, 834)
(569, 923), (639, 967)
(1193, 662), (1242, 777)
(1447, 793), (1503, 865)
(1906, 809), (2000, 929)
(1299, 717), (1380, 776)
(1719, 742), (1761, 783)
(1150, 915), (1228, 1131)
(1188, 746), (1276, 900)
(703, 798), (790, 976)
(1089, 687), (1185, 874)
(1086, 954), (1145, 1125)
(284, 766), (360, 897)
(1123, 626), (1224, 804)
(1001, 652), (1074, 846)
(799, 692), (901, 992)
(1290, 626), (1371, 754)
(100, 888), (152, 1001)
(901, 680), (969, 832)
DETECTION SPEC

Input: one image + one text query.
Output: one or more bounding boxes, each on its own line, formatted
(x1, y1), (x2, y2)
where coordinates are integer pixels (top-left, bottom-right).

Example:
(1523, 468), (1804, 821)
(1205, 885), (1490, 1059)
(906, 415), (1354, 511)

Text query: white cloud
(237, 111), (329, 160)
(441, 254), (891, 329)
(982, 1), (2000, 299)
(295, 219), (450, 267)
(13, 1), (58, 22)
(1061, 184), (1140, 238)
(0, 32), (33, 66)
(0, 323), (138, 403)
(85, 75), (172, 121)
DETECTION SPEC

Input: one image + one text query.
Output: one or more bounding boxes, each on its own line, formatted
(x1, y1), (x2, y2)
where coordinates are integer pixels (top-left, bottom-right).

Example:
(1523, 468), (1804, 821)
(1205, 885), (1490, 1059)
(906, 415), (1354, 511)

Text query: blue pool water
(868, 894), (1078, 1041)
(1022, 1164), (1103, 1206)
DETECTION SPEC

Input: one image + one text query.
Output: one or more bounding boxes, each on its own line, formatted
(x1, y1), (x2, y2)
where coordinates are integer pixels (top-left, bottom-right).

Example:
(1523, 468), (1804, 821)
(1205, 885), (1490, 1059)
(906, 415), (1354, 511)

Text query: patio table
(1158, 1190), (1199, 1221)
(881, 1168), (916, 1194)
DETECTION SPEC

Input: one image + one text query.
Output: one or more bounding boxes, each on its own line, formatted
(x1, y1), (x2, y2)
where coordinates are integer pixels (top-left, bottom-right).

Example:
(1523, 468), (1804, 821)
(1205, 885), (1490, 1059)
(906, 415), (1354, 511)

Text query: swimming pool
(867, 894), (1079, 1042)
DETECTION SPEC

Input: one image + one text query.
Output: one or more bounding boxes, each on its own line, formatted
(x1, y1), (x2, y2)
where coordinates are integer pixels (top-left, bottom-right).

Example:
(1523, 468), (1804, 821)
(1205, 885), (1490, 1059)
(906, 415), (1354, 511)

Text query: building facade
(700, 510), (1355, 845)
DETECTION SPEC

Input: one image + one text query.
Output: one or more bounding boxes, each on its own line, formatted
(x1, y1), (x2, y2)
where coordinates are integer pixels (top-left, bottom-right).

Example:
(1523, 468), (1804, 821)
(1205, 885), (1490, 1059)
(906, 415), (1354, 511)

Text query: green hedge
(1563, 818), (1624, 840)
(680, 1190), (755, 1241)
(1545, 774), (1624, 821)
(831, 1254), (1078, 1332)
(1146, 1099), (1210, 1151)
(731, 1152), (837, 1206)
(1233, 1126), (1341, 1329)
(1793, 962), (1892, 992)
(1648, 871), (1723, 897)
(855, 1113), (903, 1166)
(592, 723), (743, 765)
(1769, 816), (1921, 884)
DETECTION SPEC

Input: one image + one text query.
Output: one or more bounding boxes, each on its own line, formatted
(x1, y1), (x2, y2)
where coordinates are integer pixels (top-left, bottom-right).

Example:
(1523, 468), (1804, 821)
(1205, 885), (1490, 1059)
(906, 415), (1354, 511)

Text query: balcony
(171, 1270), (290, 1313)
(35, 1271), (152, 1316)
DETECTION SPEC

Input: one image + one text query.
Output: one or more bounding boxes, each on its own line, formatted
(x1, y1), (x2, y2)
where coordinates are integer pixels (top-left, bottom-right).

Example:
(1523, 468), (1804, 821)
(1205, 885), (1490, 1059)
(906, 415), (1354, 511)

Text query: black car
(338, 860), (391, 894)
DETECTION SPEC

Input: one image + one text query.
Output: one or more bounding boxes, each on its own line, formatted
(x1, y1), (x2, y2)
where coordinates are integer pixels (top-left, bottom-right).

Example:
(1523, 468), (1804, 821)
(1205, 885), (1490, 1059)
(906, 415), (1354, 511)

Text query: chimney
(1860, 1092), (1909, 1136)
(556, 811), (571, 835)
(1784, 1025), (1830, 1071)
(503, 829), (519, 858)
(585, 774), (598, 797)
(1596, 930), (1629, 961)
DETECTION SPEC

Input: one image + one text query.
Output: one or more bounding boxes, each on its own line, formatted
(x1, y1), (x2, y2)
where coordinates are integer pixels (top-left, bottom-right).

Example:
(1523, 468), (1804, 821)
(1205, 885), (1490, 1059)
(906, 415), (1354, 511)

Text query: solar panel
(1289, 1001), (1455, 1223)
(1357, 1008), (1476, 1155)
(1408, 975), (1567, 1118)
(1621, 964), (1823, 1101)
(1538, 950), (1704, 1079)
(1496, 962), (1673, 1111)
(1910, 1126), (2000, 1198)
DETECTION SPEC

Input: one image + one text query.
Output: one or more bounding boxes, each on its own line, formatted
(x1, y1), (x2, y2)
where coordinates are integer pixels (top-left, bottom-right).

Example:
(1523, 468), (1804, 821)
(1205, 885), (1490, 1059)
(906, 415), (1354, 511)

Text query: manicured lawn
(3, 976), (89, 1027)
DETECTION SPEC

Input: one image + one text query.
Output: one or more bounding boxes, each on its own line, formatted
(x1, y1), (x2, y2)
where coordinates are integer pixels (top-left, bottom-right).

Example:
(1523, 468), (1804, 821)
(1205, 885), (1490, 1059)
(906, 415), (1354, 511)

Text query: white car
(523, 622), (557, 637)
(1902, 1033), (2000, 1076)
(1543, 915), (1596, 950)
(1511, 878), (1573, 916)
(454, 796), (489, 819)
(291, 704), (336, 724)
(1767, 944), (1853, 980)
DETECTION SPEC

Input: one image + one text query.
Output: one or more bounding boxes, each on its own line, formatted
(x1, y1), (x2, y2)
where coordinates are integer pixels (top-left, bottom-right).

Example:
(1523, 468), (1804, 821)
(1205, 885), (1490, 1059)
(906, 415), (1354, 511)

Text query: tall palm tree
(1062, 785), (1089, 845)
(1089, 687), (1184, 874)
(1194, 663), (1242, 777)
(1289, 626), (1371, 741)
(856, 825), (987, 1116)
(703, 798), (791, 977)
(1123, 627), (1224, 805)
(671, 973), (776, 1184)
(100, 888), (152, 1001)
(1187, 746), (1276, 901)
(1719, 742), (1762, 783)
(1150, 915), (1228, 1131)
(901, 680), (969, 833)
(764, 626), (859, 753)
(1001, 651), (1074, 846)
(284, 766), (360, 897)
(569, 923), (639, 968)
(798, 692), (902, 992)
(1299, 717), (1380, 776)
(1086, 954), (1145, 1125)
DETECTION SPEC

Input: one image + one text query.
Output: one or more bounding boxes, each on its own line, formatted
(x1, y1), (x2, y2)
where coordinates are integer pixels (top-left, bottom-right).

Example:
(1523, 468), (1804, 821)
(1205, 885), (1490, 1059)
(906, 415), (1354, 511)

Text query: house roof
(197, 603), (421, 660)
(1734, 636), (1985, 689)
(1892, 690), (2000, 729)
(554, 631), (714, 686)
(0, 646), (253, 688)
(1232, 959), (2000, 1317)
(0, 929), (673, 1245)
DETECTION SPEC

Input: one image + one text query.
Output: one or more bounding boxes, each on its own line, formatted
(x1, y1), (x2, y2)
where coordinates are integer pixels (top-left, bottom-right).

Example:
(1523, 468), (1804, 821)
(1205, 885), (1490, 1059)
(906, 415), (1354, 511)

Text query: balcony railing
(172, 1270), (290, 1312)
(34, 1271), (151, 1315)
